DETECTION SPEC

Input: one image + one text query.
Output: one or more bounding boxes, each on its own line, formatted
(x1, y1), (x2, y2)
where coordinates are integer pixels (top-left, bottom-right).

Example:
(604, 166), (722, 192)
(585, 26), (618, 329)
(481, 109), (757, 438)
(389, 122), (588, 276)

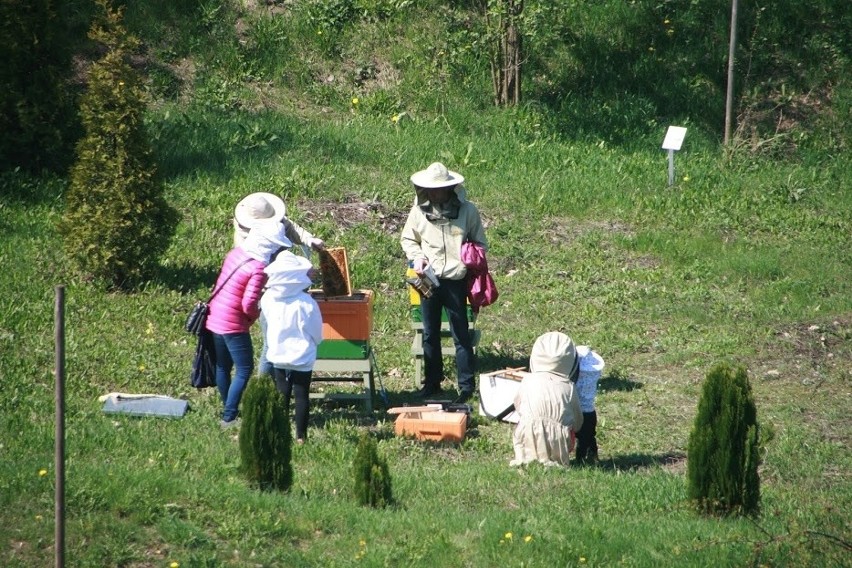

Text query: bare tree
(485, 0), (524, 106)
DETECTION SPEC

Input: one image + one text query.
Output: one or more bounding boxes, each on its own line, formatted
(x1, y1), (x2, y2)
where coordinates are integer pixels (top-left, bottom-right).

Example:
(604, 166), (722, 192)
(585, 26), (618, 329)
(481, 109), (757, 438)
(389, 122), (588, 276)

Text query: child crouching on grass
(260, 250), (323, 444)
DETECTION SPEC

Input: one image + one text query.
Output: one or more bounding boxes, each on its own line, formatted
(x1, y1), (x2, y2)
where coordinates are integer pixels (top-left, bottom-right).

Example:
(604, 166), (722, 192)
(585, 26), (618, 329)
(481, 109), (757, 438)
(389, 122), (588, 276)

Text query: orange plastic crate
(394, 411), (467, 442)
(310, 289), (374, 340)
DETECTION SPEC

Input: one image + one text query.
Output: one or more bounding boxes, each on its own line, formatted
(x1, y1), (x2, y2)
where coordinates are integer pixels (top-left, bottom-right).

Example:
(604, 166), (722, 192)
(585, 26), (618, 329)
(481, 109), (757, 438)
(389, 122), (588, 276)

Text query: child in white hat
(260, 250), (323, 443)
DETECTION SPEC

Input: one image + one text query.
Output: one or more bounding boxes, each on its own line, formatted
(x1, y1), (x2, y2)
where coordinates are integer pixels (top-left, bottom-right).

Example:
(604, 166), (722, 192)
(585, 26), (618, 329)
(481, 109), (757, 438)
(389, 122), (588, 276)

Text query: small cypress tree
(58, 0), (176, 290)
(239, 378), (293, 491)
(687, 362), (760, 516)
(352, 432), (392, 508)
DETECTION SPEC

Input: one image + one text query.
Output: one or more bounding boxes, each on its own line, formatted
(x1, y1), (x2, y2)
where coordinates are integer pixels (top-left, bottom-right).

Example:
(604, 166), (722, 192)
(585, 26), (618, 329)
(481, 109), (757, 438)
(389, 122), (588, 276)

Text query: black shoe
(454, 390), (474, 404)
(419, 385), (442, 398)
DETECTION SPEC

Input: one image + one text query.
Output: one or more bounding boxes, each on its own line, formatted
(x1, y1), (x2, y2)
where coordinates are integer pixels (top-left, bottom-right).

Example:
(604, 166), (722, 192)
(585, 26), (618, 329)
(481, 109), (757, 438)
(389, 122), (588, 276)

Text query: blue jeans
(420, 277), (475, 394)
(212, 332), (254, 422)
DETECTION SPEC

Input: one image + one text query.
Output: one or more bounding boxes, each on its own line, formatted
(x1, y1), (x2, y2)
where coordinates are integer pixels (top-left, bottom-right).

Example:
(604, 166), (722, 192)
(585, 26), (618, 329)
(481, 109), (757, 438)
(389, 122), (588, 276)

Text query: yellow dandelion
(359, 539), (366, 547)
(504, 532), (513, 540)
(580, 557), (587, 563)
(664, 19), (670, 24)
(39, 469), (48, 477)
(170, 562), (179, 568)
(352, 97), (359, 105)
(683, 175), (690, 181)
(35, 515), (43, 521)
(391, 114), (400, 123)
(524, 535), (533, 543)
(317, 30), (323, 36)
(139, 365), (145, 372)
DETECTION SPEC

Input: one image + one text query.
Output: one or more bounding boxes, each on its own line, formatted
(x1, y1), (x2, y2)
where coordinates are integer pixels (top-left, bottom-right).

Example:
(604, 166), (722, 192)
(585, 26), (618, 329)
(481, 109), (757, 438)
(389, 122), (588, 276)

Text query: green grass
(2, 109), (850, 566)
(2, 0), (851, 565)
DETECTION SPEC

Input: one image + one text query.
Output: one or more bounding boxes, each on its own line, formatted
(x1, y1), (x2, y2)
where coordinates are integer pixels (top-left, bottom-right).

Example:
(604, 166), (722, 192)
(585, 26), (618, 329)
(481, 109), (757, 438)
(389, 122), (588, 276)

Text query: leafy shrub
(687, 362), (760, 516)
(239, 378), (293, 492)
(58, 0), (176, 290)
(352, 432), (392, 508)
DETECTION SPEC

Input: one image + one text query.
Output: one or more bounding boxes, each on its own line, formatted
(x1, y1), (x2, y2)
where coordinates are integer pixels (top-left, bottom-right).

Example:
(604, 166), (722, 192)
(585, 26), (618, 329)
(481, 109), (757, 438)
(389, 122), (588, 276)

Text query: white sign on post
(661, 126), (687, 186)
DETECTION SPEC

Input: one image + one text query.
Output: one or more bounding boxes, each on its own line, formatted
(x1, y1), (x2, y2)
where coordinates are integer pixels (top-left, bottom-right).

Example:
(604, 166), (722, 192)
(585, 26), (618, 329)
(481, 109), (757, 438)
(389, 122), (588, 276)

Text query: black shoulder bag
(184, 259), (251, 335)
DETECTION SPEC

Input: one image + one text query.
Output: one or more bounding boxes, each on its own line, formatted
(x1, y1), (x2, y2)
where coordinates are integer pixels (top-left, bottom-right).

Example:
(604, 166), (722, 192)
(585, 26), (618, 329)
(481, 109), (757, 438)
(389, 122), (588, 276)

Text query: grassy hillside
(1, 0), (850, 566)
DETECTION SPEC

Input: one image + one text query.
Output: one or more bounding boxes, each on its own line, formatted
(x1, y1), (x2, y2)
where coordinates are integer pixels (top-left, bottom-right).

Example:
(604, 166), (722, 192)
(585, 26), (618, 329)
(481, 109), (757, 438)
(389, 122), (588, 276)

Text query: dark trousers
(273, 368), (312, 440)
(575, 411), (598, 462)
(420, 277), (475, 394)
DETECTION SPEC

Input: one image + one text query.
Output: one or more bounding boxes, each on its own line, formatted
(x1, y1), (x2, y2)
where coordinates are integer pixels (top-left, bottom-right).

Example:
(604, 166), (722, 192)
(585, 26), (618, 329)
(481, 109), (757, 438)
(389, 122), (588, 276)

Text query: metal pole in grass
(662, 126), (687, 186)
(54, 285), (66, 568)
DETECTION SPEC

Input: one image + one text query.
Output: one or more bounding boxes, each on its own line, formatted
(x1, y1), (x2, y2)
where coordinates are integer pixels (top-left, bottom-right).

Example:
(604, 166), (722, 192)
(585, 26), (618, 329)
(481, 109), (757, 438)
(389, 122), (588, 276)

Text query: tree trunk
(489, 0), (523, 107)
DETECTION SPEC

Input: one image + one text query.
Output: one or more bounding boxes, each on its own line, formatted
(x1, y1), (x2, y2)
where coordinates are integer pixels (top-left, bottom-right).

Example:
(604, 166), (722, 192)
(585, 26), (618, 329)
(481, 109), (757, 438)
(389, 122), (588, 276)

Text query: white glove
(307, 237), (325, 251)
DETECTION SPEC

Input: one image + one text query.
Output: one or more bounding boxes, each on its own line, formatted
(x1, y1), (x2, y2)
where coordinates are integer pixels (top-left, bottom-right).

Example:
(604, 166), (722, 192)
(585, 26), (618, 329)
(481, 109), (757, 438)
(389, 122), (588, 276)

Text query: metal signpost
(661, 126), (687, 186)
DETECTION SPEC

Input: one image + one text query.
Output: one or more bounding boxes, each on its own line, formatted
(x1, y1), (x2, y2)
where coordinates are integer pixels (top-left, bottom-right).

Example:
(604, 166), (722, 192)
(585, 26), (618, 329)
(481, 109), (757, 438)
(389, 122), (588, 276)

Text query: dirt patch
(299, 195), (409, 235)
(754, 316), (852, 383)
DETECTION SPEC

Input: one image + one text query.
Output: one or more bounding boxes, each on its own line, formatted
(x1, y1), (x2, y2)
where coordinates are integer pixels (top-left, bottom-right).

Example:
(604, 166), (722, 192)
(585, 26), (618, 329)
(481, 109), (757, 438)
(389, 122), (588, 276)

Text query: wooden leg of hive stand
(363, 368), (373, 413)
(414, 355), (422, 389)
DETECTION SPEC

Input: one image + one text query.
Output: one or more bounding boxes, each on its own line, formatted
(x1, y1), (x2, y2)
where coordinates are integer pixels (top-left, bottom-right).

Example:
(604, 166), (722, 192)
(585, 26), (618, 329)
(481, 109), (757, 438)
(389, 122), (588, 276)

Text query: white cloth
(575, 346), (605, 413)
(261, 252), (323, 372)
(510, 371), (583, 467)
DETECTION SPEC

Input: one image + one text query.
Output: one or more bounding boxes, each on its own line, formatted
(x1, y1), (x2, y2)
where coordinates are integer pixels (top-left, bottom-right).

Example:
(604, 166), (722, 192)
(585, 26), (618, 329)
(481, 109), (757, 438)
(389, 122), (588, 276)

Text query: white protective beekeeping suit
(510, 332), (584, 467)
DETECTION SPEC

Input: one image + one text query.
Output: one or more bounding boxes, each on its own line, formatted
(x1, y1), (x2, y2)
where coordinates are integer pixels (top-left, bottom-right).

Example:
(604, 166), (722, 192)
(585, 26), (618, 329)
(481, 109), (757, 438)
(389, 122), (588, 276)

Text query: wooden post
(55, 286), (66, 568)
(724, 0), (739, 145)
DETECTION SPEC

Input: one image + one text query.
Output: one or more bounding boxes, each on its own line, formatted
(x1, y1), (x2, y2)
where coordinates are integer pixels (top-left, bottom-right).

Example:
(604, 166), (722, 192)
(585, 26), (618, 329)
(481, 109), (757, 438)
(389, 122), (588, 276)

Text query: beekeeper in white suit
(510, 332), (584, 467)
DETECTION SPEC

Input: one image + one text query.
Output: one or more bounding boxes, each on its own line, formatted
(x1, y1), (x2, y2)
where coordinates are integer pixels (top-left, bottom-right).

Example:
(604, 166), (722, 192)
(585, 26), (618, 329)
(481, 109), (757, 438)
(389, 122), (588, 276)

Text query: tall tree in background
(485, 0), (524, 106)
(59, 0), (176, 290)
(0, 0), (79, 172)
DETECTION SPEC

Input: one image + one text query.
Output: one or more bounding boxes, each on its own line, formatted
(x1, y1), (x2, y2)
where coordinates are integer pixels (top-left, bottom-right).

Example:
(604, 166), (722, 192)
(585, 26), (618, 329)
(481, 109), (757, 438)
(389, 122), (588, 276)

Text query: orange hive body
(394, 411), (467, 442)
(310, 289), (374, 341)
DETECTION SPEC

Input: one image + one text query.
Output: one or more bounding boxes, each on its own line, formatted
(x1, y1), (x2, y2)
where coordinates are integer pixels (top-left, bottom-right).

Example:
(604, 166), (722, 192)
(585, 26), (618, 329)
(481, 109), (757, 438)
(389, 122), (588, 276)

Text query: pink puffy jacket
(204, 247), (267, 334)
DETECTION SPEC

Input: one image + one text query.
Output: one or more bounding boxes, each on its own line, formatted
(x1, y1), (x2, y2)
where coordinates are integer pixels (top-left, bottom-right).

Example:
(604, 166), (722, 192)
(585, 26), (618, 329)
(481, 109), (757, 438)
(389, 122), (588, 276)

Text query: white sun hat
(233, 192), (287, 232)
(410, 162), (464, 189)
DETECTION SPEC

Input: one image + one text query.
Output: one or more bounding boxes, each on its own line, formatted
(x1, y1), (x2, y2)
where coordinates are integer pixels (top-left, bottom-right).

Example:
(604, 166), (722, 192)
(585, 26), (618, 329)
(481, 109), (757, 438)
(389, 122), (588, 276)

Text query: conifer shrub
(58, 0), (176, 290)
(352, 432), (392, 508)
(687, 362), (761, 517)
(239, 377), (293, 491)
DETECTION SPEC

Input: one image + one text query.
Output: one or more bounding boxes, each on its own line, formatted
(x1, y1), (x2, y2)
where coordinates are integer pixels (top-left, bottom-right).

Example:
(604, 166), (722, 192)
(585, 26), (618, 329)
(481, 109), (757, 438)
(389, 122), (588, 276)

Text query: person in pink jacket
(205, 221), (292, 428)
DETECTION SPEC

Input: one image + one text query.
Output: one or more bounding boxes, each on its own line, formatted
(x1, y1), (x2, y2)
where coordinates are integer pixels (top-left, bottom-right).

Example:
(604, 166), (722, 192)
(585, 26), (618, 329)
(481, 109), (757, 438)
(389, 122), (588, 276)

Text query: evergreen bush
(352, 432), (392, 508)
(687, 362), (761, 517)
(58, 0), (176, 290)
(239, 378), (293, 492)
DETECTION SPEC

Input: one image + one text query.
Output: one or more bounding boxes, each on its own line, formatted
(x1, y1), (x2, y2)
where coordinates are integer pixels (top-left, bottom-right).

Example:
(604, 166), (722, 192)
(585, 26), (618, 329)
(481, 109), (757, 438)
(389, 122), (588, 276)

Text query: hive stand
(308, 289), (376, 413)
(406, 267), (480, 388)
(310, 349), (376, 413)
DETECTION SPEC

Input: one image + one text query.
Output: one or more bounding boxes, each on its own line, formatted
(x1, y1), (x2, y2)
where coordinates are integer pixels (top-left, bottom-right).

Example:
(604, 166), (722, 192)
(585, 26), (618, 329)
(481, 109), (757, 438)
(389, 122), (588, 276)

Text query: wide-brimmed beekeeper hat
(410, 162), (464, 189)
(233, 192), (286, 232)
